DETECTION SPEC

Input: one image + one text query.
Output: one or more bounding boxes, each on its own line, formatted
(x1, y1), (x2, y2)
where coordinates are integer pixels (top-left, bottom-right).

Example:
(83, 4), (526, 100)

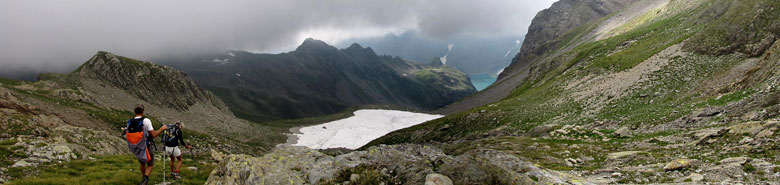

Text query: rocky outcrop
(206, 144), (590, 185)
(77, 51), (228, 112)
(500, 0), (639, 79)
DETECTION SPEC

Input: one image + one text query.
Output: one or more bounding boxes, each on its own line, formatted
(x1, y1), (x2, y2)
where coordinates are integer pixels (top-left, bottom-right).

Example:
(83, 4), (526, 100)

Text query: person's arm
(145, 119), (167, 138)
(150, 125), (167, 138)
(178, 130), (190, 149)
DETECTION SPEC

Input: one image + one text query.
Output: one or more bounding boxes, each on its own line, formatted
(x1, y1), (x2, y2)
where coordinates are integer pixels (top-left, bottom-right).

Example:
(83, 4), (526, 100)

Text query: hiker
(163, 122), (192, 180)
(124, 104), (168, 185)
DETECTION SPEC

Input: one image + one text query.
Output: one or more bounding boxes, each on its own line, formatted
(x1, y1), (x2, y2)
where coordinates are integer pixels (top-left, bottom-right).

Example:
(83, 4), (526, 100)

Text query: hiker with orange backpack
(124, 104), (168, 185)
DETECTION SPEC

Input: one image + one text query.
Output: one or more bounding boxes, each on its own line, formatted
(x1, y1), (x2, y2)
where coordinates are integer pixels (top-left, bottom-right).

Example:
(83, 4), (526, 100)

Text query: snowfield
(293, 109), (443, 149)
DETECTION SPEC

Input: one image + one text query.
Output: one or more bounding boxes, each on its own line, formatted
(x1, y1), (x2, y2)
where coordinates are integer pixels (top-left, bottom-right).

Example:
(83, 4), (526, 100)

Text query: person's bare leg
(140, 164), (146, 176)
(169, 156), (175, 172)
(144, 165), (154, 176)
(176, 156), (183, 172)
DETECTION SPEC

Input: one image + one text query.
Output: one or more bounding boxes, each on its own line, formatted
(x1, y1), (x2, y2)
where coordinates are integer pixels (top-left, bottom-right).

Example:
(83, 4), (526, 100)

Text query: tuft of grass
(744, 163), (757, 173)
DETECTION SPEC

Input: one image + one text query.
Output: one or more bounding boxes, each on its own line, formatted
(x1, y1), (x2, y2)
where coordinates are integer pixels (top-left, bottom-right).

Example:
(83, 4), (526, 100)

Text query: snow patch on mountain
(293, 109), (443, 149)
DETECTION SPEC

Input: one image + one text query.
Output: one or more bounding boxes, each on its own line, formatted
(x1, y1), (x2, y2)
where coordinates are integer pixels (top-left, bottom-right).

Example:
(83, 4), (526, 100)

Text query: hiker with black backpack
(124, 104), (168, 185)
(162, 122), (192, 180)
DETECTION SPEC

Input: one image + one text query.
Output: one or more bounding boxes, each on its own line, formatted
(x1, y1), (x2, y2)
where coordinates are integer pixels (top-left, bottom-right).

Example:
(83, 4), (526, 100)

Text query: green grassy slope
(366, 0), (779, 149)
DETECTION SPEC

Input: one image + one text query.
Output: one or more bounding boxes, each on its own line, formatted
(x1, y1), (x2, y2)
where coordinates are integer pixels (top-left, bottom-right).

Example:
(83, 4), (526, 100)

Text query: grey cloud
(0, 0), (556, 76)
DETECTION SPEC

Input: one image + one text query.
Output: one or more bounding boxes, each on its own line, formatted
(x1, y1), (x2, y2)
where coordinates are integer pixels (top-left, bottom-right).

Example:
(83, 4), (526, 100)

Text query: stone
(210, 149), (225, 162)
(720, 157), (750, 165)
(349, 174), (360, 182)
(691, 128), (725, 145)
(689, 173), (704, 182)
(739, 137), (754, 144)
(608, 151), (641, 160)
(696, 107), (721, 117)
(728, 121), (764, 135)
(11, 160), (34, 168)
(614, 127), (632, 137)
(425, 173), (453, 185)
(756, 129), (774, 138)
(187, 166), (198, 171)
(664, 159), (694, 171)
(674, 173), (704, 183)
(438, 124), (452, 131)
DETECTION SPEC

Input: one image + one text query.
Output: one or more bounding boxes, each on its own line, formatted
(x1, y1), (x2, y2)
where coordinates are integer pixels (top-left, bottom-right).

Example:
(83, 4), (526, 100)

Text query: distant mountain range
(336, 31), (523, 76)
(158, 39), (476, 122)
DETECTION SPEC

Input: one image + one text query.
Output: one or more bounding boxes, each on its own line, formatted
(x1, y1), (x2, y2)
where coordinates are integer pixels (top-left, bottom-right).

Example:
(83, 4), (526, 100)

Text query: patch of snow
(293, 109), (443, 149)
(440, 44), (455, 65)
(235, 73), (241, 77)
(505, 40), (523, 57)
(202, 58), (229, 64)
(228, 52), (236, 57)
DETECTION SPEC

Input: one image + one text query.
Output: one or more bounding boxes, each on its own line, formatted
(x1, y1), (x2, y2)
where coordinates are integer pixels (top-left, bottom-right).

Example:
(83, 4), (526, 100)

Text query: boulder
(614, 127), (632, 138)
(425, 173), (453, 185)
(664, 159), (695, 171)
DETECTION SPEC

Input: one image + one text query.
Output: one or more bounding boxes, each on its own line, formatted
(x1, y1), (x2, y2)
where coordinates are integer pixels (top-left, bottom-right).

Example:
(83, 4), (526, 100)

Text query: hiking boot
(170, 171), (176, 178)
(139, 176), (149, 185)
(173, 172), (182, 180)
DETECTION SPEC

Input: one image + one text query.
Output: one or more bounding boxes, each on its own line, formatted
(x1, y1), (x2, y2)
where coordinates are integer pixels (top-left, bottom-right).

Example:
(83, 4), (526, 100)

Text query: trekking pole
(162, 151), (166, 183)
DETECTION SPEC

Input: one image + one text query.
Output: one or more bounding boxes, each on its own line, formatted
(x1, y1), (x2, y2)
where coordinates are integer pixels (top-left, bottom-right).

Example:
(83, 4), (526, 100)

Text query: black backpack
(161, 124), (179, 145)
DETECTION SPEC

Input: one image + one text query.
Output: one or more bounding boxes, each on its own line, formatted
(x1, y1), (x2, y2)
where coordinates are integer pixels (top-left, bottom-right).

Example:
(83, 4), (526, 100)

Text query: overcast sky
(0, 0), (557, 73)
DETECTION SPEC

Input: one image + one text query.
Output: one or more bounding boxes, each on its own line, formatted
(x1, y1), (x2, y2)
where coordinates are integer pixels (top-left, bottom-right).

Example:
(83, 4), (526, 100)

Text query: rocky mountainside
(435, 0), (642, 115)
(0, 53), (287, 183)
(159, 39), (476, 122)
(50, 52), (279, 148)
(355, 0), (779, 183)
(75, 51), (229, 112)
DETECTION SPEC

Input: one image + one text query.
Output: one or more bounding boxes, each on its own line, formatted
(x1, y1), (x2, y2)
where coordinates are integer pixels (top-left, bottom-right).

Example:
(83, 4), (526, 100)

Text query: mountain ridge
(159, 39), (477, 122)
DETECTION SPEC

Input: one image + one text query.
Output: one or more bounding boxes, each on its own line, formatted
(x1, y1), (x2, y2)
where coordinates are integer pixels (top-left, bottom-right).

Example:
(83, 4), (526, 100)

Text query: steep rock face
(436, 0), (638, 115)
(206, 144), (589, 185)
(76, 51), (228, 112)
(500, 0), (638, 80)
(160, 39), (476, 121)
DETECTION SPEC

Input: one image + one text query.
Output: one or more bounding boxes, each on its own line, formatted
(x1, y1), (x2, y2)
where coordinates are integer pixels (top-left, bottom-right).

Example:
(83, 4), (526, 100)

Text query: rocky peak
(427, 57), (444, 67)
(499, 0), (638, 80)
(295, 38), (339, 53)
(343, 43), (378, 57)
(76, 51), (227, 111)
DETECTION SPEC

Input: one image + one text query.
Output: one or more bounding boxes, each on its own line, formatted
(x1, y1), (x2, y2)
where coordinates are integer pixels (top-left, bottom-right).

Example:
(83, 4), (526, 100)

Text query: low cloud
(0, 0), (556, 75)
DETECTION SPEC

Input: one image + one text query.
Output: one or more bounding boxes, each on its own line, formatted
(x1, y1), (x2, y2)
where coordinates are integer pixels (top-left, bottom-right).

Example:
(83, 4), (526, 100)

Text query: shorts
(165, 146), (182, 157)
(141, 143), (155, 166)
